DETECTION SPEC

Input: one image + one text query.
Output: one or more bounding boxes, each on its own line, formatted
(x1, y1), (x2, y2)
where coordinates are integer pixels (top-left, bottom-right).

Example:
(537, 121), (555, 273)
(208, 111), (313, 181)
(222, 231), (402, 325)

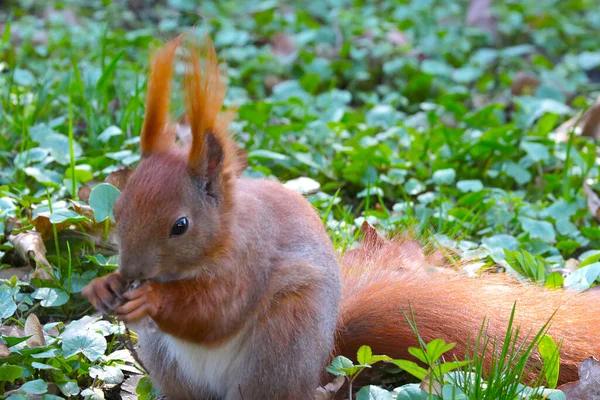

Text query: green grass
(0, 0), (599, 398)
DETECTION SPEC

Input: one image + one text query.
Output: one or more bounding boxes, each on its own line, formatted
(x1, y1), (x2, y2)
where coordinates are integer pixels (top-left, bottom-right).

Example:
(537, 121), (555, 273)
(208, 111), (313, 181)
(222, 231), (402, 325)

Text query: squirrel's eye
(170, 217), (189, 238)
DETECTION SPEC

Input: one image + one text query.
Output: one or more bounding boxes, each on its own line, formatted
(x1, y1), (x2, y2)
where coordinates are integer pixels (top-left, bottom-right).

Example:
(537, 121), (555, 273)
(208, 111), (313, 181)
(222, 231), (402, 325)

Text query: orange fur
(139, 36), (182, 155)
(337, 234), (600, 384)
(183, 37), (236, 176)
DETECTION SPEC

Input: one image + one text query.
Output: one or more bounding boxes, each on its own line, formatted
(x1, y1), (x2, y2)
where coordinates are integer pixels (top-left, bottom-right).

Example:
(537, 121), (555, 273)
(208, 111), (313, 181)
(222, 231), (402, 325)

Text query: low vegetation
(0, 0), (599, 398)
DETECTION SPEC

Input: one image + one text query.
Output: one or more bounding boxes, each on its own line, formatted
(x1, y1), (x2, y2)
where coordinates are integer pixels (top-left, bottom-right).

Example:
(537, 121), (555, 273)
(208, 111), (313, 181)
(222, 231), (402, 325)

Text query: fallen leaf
(105, 167), (133, 192)
(583, 183), (600, 222)
(24, 314), (46, 348)
(314, 375), (345, 400)
(283, 177), (321, 195)
(565, 258), (581, 273)
(77, 183), (95, 203)
(265, 75), (283, 91)
(68, 200), (96, 220)
(120, 374), (142, 397)
(558, 357), (600, 399)
(555, 97), (600, 142)
(0, 325), (25, 337)
(466, 0), (498, 39)
(31, 209), (72, 241)
(8, 231), (52, 280)
(386, 29), (409, 47)
(0, 266), (33, 280)
(511, 72), (541, 96)
(0, 341), (10, 357)
(270, 33), (297, 62)
(420, 374), (442, 396)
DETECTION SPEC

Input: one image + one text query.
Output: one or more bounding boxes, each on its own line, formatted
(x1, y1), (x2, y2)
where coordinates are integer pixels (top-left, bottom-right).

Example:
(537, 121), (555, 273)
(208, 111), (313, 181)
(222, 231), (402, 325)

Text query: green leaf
(49, 209), (90, 224)
(325, 355), (354, 376)
(538, 335), (560, 389)
(33, 288), (70, 307)
(405, 178), (426, 195)
(580, 252), (600, 268)
(21, 379), (48, 394)
(62, 330), (107, 361)
(57, 381), (80, 396)
(441, 384), (468, 400)
(545, 272), (564, 289)
(432, 169), (456, 185)
(98, 125), (123, 143)
(391, 360), (428, 380)
(395, 384), (433, 400)
(0, 364), (22, 382)
(564, 262), (600, 292)
(520, 141), (550, 163)
(578, 51), (600, 70)
(356, 385), (393, 400)
(6, 395), (29, 400)
(408, 347), (428, 364)
(456, 180), (483, 193)
(89, 365), (124, 384)
(425, 339), (455, 364)
(505, 162), (531, 185)
(357, 345), (372, 365)
(436, 361), (469, 376)
(247, 150), (290, 161)
(31, 362), (59, 370)
(88, 183), (121, 222)
(519, 217), (556, 243)
(0, 289), (17, 319)
(13, 68), (35, 86)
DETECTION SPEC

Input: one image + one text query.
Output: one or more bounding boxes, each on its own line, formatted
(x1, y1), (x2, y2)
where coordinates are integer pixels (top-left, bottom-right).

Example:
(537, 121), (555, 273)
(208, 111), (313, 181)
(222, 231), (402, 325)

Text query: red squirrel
(82, 37), (600, 399)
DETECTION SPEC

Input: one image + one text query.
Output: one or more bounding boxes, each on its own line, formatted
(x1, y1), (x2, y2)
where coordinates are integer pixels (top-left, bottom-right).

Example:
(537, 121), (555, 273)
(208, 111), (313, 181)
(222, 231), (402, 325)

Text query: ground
(0, 0), (599, 399)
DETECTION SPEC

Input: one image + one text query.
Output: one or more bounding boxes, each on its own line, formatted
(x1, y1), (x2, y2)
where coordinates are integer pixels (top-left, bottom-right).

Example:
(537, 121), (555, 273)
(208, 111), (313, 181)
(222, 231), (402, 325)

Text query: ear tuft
(139, 35), (183, 155)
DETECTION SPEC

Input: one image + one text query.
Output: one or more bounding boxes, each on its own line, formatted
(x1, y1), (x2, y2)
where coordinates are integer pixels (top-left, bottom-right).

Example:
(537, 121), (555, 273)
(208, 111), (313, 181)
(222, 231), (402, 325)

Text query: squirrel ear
(189, 132), (225, 197)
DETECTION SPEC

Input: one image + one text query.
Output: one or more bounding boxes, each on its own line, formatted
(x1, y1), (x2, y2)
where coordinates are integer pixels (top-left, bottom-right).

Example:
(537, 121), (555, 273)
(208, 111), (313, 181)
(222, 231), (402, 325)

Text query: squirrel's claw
(82, 272), (127, 315)
(116, 283), (154, 322)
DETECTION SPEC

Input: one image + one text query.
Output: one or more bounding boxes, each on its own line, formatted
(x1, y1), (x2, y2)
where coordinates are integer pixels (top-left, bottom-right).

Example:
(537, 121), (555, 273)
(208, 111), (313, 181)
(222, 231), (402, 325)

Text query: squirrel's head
(114, 36), (236, 282)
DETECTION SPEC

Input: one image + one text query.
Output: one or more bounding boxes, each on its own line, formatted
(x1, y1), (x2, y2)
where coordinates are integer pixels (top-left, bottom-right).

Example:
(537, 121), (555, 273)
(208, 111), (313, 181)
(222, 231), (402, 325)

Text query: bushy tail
(335, 224), (600, 384)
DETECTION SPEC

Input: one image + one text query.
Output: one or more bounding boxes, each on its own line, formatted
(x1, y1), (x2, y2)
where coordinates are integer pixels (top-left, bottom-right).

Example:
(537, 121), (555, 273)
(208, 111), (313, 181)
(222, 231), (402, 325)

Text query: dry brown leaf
(466, 0), (498, 39)
(386, 29), (409, 47)
(77, 184), (93, 203)
(511, 72), (541, 96)
(583, 183), (600, 222)
(7, 231), (52, 280)
(0, 341), (10, 357)
(565, 258), (580, 273)
(0, 325), (25, 337)
(68, 200), (95, 220)
(105, 167), (133, 192)
(420, 374), (442, 396)
(24, 313), (46, 348)
(558, 357), (600, 399)
(314, 375), (345, 400)
(555, 97), (600, 142)
(270, 33), (297, 61)
(31, 209), (72, 241)
(0, 266), (32, 280)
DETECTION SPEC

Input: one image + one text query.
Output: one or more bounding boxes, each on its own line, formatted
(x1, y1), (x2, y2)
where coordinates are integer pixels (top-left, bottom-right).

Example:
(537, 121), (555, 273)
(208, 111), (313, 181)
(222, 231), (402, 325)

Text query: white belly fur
(159, 329), (248, 395)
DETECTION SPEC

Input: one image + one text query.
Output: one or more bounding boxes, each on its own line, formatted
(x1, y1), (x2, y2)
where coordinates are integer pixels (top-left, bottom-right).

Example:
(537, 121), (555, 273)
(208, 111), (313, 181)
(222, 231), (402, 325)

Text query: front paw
(82, 272), (127, 316)
(115, 283), (155, 323)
